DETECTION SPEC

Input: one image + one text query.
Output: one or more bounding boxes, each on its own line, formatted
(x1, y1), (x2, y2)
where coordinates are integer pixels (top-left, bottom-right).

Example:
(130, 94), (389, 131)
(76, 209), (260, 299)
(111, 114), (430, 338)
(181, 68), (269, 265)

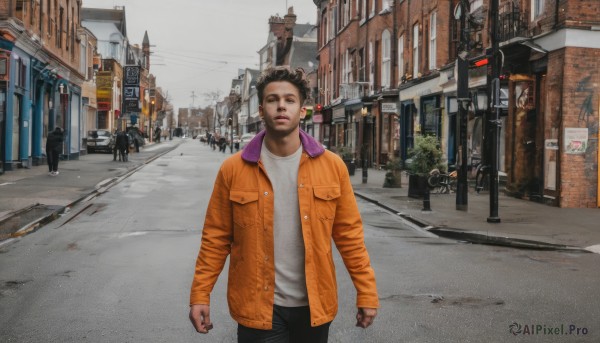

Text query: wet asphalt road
(1, 140), (599, 342)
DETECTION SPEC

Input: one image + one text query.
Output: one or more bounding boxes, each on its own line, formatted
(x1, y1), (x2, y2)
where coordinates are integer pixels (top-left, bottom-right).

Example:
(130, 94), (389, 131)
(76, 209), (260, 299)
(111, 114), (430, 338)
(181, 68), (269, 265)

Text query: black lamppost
(454, 0), (470, 211)
(361, 106), (370, 183)
(149, 98), (155, 142)
(487, 0), (501, 223)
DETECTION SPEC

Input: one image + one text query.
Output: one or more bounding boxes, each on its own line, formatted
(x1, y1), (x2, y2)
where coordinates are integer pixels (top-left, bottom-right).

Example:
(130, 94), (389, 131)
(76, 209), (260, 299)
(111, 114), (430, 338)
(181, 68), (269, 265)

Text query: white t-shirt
(261, 142), (308, 307)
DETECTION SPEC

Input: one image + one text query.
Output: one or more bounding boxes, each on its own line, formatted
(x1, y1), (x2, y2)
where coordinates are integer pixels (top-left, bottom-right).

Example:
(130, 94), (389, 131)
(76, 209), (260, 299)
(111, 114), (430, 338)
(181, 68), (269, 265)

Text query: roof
(289, 41), (318, 71)
(81, 7), (127, 37)
(294, 24), (317, 39)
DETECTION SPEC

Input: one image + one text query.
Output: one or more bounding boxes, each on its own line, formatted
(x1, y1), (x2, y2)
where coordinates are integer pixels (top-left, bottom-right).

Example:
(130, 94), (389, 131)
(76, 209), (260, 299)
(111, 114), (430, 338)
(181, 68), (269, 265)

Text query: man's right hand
(189, 304), (213, 334)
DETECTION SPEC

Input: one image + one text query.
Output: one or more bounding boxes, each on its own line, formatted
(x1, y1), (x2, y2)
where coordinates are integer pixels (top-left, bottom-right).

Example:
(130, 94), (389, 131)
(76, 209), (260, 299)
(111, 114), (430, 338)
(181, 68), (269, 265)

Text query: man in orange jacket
(189, 66), (379, 342)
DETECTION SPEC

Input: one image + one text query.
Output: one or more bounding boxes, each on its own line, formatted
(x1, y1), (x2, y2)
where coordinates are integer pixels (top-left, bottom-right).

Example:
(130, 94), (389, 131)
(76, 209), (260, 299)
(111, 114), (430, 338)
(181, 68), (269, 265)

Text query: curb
(0, 143), (180, 247)
(354, 191), (592, 253)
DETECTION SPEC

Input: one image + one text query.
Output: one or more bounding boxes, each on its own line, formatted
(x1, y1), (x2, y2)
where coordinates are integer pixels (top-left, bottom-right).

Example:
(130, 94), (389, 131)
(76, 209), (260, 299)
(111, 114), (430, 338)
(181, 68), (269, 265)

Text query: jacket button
(264, 192), (269, 196)
(264, 286), (268, 291)
(303, 215), (309, 220)
(299, 183), (304, 188)
(264, 256), (269, 261)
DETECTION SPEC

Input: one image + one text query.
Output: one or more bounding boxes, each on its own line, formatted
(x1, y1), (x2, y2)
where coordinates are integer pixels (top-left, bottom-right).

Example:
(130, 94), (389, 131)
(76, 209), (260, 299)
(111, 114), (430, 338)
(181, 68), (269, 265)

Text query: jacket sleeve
(331, 161), (380, 309)
(190, 167), (233, 305)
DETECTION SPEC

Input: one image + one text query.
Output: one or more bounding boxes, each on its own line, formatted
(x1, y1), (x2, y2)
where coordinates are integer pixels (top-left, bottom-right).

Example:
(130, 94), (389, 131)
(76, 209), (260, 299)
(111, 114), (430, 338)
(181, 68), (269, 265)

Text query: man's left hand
(355, 307), (377, 328)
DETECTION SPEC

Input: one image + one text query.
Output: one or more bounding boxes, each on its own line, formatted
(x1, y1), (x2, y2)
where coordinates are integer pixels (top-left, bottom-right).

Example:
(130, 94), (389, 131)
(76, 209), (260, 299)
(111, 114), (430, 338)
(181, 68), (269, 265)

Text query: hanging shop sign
(123, 66), (141, 112)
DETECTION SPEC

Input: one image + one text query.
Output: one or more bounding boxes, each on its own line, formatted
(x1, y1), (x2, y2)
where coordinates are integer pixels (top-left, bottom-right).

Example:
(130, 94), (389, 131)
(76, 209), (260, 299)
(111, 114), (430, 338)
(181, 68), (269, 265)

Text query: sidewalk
(350, 168), (600, 253)
(0, 139), (179, 243)
(2, 140), (599, 254)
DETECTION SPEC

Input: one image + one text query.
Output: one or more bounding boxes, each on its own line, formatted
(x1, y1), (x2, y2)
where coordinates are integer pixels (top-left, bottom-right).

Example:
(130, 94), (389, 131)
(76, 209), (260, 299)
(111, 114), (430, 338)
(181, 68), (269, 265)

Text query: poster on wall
(564, 128), (588, 154)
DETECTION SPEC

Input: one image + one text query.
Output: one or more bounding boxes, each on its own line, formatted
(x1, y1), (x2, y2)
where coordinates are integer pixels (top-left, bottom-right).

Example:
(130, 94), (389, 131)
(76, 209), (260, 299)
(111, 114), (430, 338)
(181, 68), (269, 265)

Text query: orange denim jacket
(190, 130), (379, 329)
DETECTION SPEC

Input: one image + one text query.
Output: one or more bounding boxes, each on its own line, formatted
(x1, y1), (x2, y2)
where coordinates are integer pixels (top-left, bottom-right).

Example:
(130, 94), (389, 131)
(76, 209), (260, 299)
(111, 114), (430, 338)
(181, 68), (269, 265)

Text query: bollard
(422, 187), (432, 211)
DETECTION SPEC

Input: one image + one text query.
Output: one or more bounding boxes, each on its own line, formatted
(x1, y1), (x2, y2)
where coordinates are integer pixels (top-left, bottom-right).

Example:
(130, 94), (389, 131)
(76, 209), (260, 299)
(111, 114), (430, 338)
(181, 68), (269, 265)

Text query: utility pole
(455, 0), (470, 211)
(487, 0), (501, 223)
(190, 91), (198, 107)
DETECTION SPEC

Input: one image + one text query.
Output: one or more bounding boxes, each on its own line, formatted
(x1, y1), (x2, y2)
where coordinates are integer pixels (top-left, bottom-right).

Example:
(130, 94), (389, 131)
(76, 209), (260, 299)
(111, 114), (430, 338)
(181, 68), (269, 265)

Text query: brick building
(313, 0), (599, 208)
(1, 0), (88, 171)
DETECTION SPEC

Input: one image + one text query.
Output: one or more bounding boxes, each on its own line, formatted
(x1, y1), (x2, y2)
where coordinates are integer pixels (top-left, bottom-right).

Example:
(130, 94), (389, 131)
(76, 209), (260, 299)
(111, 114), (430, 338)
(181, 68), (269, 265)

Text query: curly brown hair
(255, 66), (309, 105)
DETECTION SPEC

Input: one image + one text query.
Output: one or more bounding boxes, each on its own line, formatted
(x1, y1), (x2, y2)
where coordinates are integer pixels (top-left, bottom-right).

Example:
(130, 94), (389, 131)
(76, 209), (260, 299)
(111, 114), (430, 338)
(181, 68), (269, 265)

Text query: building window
(369, 41), (374, 90)
(370, 0), (376, 17)
(413, 23), (419, 78)
(342, 0), (351, 27)
(361, 0), (367, 21)
(47, 0), (51, 33)
(532, 0), (545, 19)
(58, 6), (63, 48)
(0, 57), (7, 76)
(358, 48), (365, 82)
(381, 30), (391, 89)
(429, 12), (437, 70)
(343, 50), (351, 84)
(398, 35), (404, 81)
(329, 8), (336, 40)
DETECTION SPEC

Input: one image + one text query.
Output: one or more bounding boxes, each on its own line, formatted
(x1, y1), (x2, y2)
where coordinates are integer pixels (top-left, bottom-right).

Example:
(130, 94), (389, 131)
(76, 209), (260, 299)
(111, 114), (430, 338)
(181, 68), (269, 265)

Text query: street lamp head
(361, 107), (368, 116)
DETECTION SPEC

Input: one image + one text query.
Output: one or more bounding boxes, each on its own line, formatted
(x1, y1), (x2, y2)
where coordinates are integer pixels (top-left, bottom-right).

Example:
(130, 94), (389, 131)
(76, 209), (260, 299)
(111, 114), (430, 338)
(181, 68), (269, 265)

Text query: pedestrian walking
(45, 127), (64, 176)
(218, 136), (226, 153)
(115, 129), (129, 161)
(189, 66), (379, 342)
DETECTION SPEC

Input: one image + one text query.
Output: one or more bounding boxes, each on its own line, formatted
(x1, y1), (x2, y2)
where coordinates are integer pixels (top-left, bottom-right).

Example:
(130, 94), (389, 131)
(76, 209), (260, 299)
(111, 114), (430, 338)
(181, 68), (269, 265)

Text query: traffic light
(470, 57), (488, 68)
(315, 103), (323, 112)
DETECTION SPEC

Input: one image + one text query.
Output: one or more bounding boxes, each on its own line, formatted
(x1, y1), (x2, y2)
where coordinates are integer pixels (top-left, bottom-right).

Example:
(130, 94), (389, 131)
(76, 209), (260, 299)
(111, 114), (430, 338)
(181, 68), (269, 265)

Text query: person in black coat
(46, 127), (64, 176)
(115, 129), (130, 162)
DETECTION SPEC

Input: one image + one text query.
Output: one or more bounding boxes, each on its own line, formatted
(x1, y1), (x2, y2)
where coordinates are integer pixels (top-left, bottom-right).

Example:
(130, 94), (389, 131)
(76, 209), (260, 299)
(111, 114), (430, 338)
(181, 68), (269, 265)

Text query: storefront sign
(564, 128), (588, 154)
(123, 66), (140, 112)
(381, 102), (397, 113)
(332, 106), (346, 122)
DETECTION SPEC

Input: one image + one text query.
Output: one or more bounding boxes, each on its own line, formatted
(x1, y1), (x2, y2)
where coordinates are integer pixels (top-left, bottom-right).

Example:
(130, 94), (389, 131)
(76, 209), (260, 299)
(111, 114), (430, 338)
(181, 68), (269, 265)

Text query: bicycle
(427, 169), (457, 194)
(474, 162), (490, 194)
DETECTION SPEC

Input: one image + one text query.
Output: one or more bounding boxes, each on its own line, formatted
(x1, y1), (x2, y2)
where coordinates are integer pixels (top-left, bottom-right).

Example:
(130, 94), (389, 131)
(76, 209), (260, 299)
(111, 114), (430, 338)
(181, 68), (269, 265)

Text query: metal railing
(339, 82), (371, 99)
(498, 2), (529, 42)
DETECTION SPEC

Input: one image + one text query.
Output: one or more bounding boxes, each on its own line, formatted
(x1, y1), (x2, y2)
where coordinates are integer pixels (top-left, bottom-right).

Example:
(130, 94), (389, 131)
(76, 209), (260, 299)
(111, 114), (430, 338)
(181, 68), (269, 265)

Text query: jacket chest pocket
(230, 190), (259, 228)
(313, 186), (341, 220)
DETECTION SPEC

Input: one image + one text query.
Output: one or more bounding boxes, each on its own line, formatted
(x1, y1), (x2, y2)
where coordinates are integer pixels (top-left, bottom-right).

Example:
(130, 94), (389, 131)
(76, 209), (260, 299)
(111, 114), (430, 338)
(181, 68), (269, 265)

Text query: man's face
(259, 81), (306, 138)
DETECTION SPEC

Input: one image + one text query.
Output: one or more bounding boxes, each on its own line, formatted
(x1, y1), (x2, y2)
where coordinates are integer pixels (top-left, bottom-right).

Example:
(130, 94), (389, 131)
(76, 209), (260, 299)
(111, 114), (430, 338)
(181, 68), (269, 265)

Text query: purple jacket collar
(241, 129), (325, 163)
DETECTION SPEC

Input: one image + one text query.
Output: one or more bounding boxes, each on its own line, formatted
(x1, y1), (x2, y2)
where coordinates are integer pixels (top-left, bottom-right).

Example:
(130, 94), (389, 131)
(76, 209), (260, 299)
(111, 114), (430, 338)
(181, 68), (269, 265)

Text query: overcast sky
(82, 0), (318, 110)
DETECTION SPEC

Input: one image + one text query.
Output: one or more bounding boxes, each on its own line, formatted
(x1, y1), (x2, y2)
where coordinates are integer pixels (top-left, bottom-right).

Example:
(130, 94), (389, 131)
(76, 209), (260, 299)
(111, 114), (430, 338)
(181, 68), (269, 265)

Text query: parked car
(87, 129), (114, 153)
(239, 133), (256, 150)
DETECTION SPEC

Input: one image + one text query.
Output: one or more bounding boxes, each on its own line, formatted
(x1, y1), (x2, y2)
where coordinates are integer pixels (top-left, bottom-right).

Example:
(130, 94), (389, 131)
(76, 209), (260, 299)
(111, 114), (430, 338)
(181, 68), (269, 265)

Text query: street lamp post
(454, 0), (470, 211)
(149, 98), (155, 142)
(487, 0), (501, 223)
(361, 107), (369, 184)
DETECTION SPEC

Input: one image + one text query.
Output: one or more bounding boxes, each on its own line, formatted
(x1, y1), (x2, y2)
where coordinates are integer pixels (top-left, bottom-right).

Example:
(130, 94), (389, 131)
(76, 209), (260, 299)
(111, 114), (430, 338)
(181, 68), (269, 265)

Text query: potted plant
(336, 146), (356, 176)
(406, 135), (445, 198)
(383, 158), (404, 188)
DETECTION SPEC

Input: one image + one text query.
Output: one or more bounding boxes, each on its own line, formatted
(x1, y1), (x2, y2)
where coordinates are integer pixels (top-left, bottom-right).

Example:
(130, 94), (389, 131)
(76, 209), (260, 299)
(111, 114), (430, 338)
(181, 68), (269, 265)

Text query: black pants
(47, 150), (59, 172)
(238, 305), (330, 343)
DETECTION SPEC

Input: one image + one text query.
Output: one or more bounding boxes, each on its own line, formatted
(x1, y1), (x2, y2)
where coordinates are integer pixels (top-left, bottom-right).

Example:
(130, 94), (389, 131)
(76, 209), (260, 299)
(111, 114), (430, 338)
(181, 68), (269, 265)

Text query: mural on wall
(576, 76), (594, 128)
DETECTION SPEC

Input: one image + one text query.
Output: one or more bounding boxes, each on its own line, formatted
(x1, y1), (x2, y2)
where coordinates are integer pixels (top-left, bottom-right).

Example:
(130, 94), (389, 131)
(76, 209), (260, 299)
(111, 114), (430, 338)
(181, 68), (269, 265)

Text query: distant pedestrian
(218, 136), (226, 153)
(132, 129), (140, 152)
(209, 135), (216, 150)
(115, 129), (129, 161)
(155, 127), (162, 143)
(46, 127), (64, 176)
